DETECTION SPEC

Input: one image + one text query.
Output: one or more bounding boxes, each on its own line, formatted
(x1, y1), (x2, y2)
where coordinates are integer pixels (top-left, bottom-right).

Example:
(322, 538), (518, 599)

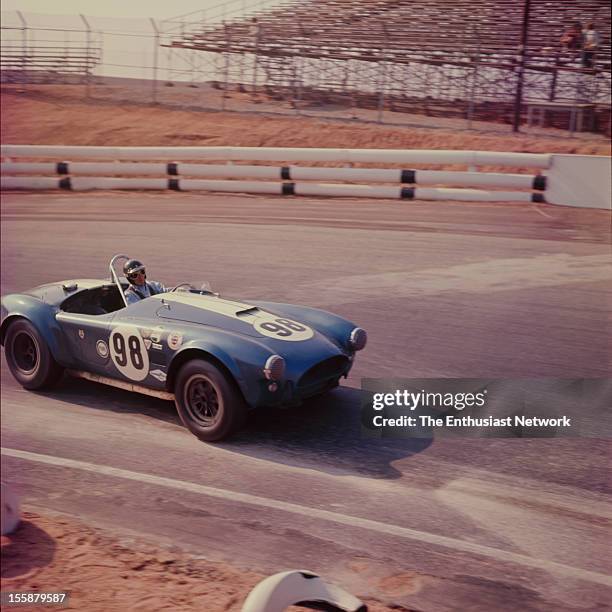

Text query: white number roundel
(254, 315), (314, 342)
(110, 326), (149, 381)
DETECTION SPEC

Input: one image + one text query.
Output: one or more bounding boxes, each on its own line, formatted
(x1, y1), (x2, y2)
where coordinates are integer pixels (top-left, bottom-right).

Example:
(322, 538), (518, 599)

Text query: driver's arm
(151, 281), (168, 294)
(124, 289), (140, 305)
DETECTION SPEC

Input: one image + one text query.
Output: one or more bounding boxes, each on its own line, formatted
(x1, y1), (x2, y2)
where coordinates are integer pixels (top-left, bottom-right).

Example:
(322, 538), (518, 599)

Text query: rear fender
(1, 295), (72, 364)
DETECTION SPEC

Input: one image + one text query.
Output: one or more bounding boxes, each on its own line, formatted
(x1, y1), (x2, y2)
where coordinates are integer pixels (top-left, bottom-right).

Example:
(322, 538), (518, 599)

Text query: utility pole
(150, 18), (160, 104)
(17, 11), (27, 87)
(80, 14), (92, 98)
(513, 0), (531, 132)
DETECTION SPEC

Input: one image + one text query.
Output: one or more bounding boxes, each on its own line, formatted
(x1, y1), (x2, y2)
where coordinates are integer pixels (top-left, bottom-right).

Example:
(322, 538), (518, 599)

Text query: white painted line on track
(530, 203), (555, 219)
(2, 446), (611, 587)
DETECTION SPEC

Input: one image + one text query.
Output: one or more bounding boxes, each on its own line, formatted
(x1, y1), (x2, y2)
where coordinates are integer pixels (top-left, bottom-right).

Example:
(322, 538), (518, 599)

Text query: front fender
(168, 337), (271, 407)
(0, 294), (72, 365)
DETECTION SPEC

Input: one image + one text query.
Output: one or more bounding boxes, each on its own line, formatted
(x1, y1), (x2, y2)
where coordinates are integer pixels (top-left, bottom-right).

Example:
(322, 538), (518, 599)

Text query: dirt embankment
(2, 510), (400, 612)
(2, 85), (609, 158)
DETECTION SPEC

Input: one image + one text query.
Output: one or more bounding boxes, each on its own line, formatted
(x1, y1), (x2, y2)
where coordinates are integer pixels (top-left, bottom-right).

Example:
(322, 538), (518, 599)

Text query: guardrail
(1, 146), (610, 209)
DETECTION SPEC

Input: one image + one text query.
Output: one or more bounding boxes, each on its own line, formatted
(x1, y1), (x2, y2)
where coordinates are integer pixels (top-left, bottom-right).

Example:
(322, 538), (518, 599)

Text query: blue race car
(1, 254), (367, 441)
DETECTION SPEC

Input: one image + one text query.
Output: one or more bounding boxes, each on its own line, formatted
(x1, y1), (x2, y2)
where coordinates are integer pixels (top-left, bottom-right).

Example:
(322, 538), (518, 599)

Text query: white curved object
(0, 162), (541, 187)
(241, 570), (366, 612)
(0, 176), (541, 204)
(0, 145), (552, 168)
(547, 154), (612, 210)
(4, 145), (609, 209)
(1, 483), (21, 535)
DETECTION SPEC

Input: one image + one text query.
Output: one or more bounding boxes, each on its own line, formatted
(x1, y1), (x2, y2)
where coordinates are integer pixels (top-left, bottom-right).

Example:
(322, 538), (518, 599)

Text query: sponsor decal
(149, 369), (167, 383)
(78, 329), (85, 340)
(167, 332), (183, 351)
(151, 342), (163, 351)
(96, 340), (109, 359)
(110, 325), (150, 382)
(144, 339), (152, 350)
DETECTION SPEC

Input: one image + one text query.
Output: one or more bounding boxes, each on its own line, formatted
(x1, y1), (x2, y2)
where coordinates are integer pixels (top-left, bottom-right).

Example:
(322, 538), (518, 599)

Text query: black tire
(4, 319), (64, 390)
(174, 358), (247, 442)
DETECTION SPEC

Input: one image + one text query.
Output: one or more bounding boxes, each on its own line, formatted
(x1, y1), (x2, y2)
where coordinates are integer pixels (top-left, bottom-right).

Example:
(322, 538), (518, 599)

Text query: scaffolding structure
(161, 0), (611, 125)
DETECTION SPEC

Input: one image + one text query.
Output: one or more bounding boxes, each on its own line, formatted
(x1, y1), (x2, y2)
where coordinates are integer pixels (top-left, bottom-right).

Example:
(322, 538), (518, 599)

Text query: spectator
(560, 21), (583, 51)
(582, 23), (600, 67)
(249, 17), (260, 44)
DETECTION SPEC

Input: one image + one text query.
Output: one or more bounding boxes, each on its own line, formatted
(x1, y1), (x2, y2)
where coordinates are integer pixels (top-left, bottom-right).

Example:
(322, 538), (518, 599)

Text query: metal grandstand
(161, 0), (611, 129)
(0, 12), (101, 86)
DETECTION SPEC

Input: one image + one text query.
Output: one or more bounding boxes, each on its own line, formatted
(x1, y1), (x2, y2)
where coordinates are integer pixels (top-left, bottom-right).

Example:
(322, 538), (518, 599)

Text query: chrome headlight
(263, 355), (286, 380)
(349, 327), (367, 351)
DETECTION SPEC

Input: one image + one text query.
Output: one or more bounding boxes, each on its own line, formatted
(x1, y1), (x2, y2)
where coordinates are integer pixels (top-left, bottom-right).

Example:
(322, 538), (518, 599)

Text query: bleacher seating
(165, 0), (611, 131)
(0, 42), (101, 84)
(168, 0), (610, 68)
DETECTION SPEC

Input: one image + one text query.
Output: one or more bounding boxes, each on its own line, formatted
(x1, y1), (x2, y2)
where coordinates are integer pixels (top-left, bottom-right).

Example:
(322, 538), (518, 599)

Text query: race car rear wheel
(4, 319), (64, 390)
(174, 358), (247, 442)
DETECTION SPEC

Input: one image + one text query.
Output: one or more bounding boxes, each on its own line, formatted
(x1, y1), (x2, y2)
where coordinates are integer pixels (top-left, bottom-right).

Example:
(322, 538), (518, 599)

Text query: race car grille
(298, 356), (349, 392)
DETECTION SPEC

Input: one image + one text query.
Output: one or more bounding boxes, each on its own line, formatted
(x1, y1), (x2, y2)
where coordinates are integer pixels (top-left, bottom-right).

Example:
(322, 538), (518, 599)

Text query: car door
(104, 311), (171, 389)
(55, 311), (116, 374)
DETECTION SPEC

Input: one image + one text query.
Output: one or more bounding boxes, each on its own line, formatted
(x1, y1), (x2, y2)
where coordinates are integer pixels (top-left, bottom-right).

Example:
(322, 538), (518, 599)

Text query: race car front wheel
(4, 319), (64, 390)
(174, 358), (247, 442)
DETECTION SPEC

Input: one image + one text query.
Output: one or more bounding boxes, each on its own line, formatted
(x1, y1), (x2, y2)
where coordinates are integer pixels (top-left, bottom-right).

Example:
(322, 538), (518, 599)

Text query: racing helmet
(123, 259), (146, 283)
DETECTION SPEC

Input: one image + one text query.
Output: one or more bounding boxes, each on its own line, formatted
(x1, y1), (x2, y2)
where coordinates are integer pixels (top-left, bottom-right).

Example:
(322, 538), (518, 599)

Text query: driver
(123, 259), (167, 305)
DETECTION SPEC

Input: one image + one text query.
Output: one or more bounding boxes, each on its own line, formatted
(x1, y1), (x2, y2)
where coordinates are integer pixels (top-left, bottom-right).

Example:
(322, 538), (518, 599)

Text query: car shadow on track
(222, 386), (432, 480)
(36, 376), (182, 429)
(36, 378), (430, 480)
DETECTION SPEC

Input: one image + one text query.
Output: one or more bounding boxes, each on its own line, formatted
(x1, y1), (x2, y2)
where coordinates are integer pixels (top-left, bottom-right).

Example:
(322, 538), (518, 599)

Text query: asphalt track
(1, 192), (611, 611)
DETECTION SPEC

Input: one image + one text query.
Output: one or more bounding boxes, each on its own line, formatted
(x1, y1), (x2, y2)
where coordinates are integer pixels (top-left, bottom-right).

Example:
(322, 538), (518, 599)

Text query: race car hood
(151, 292), (322, 344)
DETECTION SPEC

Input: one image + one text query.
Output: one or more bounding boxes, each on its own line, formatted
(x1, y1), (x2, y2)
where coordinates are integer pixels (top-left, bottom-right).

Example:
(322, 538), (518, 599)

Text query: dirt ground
(1, 510), (403, 612)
